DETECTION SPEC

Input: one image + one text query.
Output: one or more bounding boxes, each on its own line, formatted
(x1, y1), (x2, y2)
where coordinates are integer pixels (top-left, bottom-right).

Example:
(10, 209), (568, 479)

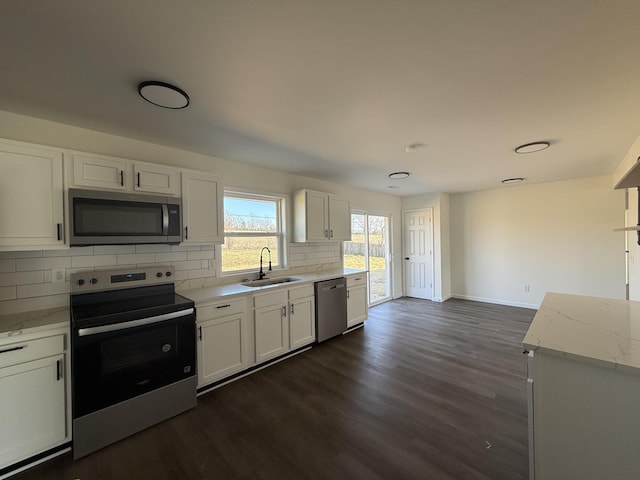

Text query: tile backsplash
(0, 242), (342, 315)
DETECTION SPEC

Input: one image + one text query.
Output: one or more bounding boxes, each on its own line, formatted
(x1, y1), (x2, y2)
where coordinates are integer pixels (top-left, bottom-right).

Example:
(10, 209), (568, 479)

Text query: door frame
(402, 208), (435, 300)
(346, 210), (393, 306)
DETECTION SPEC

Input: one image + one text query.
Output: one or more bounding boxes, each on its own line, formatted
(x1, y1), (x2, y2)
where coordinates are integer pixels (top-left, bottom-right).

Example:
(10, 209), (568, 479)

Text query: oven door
(72, 308), (195, 419)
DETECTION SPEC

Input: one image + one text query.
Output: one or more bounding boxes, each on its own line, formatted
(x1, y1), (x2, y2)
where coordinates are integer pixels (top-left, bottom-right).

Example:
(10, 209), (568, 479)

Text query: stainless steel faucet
(259, 247), (272, 279)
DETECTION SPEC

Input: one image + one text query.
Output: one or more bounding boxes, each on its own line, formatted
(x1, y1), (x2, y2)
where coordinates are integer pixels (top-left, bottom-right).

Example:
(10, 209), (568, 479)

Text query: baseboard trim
(0, 444), (71, 480)
(451, 294), (539, 310)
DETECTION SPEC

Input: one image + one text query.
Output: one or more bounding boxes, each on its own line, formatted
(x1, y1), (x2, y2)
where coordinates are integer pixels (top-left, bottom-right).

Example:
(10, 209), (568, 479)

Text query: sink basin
(241, 276), (301, 288)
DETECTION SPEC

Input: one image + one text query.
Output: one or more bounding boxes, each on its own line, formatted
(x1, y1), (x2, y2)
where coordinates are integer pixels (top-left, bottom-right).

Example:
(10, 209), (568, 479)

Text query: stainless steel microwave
(68, 189), (183, 246)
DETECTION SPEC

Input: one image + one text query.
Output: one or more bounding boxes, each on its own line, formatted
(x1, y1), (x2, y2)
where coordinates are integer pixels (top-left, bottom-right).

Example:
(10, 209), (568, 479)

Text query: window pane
(224, 197), (277, 233)
(343, 213), (366, 270)
(222, 193), (283, 273)
(221, 236), (279, 272)
(368, 215), (389, 303)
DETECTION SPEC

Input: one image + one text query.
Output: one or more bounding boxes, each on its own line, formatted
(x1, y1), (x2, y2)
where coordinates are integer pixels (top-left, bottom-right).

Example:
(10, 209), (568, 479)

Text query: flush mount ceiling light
(501, 177), (525, 184)
(515, 141), (550, 154)
(404, 142), (426, 152)
(389, 171), (410, 180)
(138, 81), (190, 109)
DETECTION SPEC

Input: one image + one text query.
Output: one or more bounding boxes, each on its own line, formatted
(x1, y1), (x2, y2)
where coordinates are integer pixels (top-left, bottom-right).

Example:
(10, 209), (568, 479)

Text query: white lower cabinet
(253, 284), (316, 364)
(0, 333), (68, 471)
(254, 291), (290, 363)
(196, 297), (251, 387)
(347, 275), (368, 328)
(288, 285), (315, 349)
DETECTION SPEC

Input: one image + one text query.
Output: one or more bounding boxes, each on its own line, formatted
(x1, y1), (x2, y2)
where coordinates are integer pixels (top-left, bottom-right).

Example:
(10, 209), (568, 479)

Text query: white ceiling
(2, 0), (640, 196)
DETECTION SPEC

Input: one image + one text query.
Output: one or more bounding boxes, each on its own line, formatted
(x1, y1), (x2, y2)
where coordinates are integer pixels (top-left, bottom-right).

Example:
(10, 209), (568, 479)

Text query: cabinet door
(181, 171), (223, 244)
(133, 162), (180, 196)
(0, 354), (66, 469)
(289, 296), (315, 349)
(347, 285), (368, 327)
(72, 153), (128, 190)
(328, 195), (351, 241)
(305, 191), (329, 241)
(255, 304), (289, 363)
(0, 142), (64, 249)
(197, 313), (248, 386)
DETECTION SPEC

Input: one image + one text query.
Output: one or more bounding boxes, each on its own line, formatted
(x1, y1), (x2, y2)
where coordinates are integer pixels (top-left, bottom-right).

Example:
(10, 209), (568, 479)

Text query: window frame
(220, 189), (287, 276)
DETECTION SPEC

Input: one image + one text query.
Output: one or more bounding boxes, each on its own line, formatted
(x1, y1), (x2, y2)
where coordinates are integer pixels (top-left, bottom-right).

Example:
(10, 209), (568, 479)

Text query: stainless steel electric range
(70, 266), (196, 459)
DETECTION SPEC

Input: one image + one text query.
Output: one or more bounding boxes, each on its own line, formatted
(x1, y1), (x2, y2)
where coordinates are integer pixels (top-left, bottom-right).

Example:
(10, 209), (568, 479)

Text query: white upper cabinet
(71, 152), (180, 195)
(72, 153), (128, 190)
(293, 189), (351, 242)
(133, 162), (180, 195)
(181, 170), (224, 244)
(0, 140), (65, 250)
(328, 195), (351, 241)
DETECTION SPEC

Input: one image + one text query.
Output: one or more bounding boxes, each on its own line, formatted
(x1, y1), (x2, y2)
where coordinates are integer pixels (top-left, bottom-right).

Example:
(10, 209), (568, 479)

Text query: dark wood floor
(13, 297), (535, 480)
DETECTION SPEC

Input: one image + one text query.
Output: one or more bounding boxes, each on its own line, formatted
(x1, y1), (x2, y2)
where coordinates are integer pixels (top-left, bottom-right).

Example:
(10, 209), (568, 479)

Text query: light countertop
(523, 292), (640, 374)
(0, 306), (70, 338)
(0, 269), (367, 337)
(180, 268), (366, 304)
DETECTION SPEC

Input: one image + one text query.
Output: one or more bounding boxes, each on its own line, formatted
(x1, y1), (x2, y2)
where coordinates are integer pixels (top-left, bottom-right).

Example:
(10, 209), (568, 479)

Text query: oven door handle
(77, 308), (194, 337)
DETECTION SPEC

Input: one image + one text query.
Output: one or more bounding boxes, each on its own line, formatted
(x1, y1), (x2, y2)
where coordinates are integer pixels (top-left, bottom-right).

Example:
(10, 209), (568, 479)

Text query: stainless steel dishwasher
(315, 277), (347, 342)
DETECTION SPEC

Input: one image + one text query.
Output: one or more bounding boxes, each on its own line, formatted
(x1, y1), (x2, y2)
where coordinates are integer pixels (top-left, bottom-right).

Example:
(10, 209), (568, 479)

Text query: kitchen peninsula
(523, 293), (640, 480)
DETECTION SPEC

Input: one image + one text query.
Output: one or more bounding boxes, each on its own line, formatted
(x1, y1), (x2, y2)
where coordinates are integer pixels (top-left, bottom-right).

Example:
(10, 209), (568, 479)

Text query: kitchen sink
(241, 276), (301, 287)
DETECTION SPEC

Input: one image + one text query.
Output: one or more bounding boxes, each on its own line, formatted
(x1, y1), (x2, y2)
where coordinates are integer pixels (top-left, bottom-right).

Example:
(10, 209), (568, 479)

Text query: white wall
(450, 175), (626, 308)
(401, 192), (451, 301)
(0, 110), (403, 314)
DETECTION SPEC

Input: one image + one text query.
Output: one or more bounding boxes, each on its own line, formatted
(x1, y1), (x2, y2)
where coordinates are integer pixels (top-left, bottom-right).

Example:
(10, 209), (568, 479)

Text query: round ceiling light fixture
(501, 177), (525, 184)
(405, 142), (426, 152)
(515, 141), (550, 154)
(388, 171), (410, 179)
(138, 81), (190, 109)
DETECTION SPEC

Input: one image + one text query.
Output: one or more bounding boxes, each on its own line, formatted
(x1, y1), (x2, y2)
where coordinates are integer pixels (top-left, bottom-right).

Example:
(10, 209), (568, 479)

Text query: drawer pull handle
(216, 304), (231, 309)
(0, 345), (25, 354)
(354, 277), (362, 281)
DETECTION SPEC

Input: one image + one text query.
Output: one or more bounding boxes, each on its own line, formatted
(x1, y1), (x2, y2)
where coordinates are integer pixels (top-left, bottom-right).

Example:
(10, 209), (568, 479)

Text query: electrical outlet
(208, 258), (215, 270)
(52, 268), (66, 283)
(524, 284), (530, 292)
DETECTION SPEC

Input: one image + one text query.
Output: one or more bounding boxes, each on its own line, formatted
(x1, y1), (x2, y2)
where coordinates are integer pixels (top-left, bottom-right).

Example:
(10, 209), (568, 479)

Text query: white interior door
(404, 209), (434, 300)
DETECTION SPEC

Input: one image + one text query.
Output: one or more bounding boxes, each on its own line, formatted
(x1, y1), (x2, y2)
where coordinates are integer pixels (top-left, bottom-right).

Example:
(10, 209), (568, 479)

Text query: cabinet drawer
(288, 284), (314, 301)
(347, 275), (366, 287)
(254, 290), (287, 309)
(197, 298), (246, 322)
(0, 335), (64, 369)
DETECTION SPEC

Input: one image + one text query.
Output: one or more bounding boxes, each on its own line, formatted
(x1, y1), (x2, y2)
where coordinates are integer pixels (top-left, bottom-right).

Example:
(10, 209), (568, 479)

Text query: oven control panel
(71, 266), (175, 293)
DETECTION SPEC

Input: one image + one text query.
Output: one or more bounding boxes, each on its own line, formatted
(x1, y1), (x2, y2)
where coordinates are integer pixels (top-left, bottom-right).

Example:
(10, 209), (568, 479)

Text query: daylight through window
(222, 192), (285, 273)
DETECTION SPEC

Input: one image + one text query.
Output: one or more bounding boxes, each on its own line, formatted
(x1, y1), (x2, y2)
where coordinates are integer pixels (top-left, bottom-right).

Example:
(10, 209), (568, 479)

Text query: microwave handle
(162, 204), (169, 235)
